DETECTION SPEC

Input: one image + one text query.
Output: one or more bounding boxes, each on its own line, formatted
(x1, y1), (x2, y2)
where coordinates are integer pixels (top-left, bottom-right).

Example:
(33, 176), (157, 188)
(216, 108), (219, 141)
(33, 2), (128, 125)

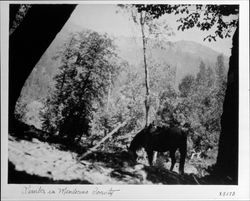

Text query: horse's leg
(146, 149), (154, 166)
(179, 140), (187, 174)
(170, 150), (176, 171)
(152, 151), (158, 165)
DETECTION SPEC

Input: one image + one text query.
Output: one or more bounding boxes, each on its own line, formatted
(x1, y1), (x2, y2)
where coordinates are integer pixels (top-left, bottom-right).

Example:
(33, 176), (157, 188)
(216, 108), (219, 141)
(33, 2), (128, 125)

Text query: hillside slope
(17, 27), (228, 129)
(20, 35), (228, 102)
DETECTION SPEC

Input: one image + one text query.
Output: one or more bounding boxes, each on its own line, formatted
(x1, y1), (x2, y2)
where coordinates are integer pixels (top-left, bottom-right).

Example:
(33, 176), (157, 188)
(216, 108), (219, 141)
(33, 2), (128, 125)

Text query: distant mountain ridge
(115, 36), (229, 85)
(20, 28), (229, 104)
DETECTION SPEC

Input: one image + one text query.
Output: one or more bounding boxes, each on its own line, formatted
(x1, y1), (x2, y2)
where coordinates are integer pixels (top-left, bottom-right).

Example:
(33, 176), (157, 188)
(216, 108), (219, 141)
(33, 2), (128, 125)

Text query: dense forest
(8, 4), (239, 185)
(16, 29), (227, 159)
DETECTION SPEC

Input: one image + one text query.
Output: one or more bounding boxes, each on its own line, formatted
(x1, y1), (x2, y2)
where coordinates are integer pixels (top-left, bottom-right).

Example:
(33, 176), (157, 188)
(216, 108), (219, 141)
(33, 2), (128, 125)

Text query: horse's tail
(179, 131), (187, 174)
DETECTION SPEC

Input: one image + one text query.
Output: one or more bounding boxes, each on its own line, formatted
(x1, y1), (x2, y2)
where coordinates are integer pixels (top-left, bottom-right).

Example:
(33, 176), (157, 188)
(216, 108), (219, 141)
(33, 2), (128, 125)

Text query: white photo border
(1, 1), (249, 200)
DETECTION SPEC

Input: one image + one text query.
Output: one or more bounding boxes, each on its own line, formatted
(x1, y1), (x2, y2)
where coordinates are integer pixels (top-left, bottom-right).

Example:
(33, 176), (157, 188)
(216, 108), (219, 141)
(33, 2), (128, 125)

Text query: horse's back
(130, 125), (187, 152)
(150, 127), (186, 151)
(167, 127), (186, 138)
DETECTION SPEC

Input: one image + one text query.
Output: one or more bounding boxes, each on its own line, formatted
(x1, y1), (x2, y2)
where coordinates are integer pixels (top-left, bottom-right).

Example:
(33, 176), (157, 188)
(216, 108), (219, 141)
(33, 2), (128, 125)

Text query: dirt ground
(8, 135), (215, 184)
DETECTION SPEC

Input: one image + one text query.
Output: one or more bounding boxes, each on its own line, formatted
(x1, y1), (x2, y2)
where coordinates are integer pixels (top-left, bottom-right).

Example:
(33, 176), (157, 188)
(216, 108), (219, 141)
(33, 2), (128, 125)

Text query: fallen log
(77, 120), (128, 161)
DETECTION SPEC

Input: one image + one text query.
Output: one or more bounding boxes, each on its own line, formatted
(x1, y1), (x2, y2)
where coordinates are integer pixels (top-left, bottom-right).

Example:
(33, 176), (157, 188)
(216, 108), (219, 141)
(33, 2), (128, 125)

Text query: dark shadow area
(9, 121), (88, 154)
(83, 151), (135, 168)
(143, 166), (199, 184)
(214, 25), (239, 184)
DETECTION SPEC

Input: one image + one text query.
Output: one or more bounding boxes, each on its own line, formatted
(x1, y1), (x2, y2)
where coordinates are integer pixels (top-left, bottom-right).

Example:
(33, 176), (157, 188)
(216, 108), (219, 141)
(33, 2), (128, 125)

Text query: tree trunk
(215, 25), (239, 184)
(140, 11), (150, 127)
(9, 5), (76, 132)
(104, 71), (112, 135)
(106, 71), (112, 113)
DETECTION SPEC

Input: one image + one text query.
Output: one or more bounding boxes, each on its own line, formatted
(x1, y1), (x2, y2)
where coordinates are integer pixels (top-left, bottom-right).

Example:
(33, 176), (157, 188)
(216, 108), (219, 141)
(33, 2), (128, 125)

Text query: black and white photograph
(1, 1), (249, 200)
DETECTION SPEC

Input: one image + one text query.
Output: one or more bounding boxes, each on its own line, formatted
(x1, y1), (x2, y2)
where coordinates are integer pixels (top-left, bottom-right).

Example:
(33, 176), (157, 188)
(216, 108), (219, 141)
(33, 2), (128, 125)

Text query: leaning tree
(9, 4), (76, 131)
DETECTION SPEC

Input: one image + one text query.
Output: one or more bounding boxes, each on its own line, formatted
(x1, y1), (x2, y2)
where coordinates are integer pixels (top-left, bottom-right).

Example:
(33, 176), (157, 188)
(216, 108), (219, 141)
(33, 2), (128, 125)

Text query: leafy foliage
(178, 74), (195, 97)
(135, 4), (239, 41)
(177, 56), (226, 153)
(41, 30), (119, 144)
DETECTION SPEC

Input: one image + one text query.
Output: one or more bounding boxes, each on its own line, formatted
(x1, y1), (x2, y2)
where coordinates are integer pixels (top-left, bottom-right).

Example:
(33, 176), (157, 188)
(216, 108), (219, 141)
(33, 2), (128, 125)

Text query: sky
(65, 4), (237, 56)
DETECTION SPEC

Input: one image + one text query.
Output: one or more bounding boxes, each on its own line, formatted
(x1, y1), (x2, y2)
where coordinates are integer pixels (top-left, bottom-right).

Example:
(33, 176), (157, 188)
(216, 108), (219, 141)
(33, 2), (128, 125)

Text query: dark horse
(129, 124), (187, 174)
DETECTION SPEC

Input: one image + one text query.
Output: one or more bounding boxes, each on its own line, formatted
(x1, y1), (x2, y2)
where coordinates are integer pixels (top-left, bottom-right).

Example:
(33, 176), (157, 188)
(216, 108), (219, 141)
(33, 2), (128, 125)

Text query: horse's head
(127, 138), (140, 161)
(127, 128), (148, 161)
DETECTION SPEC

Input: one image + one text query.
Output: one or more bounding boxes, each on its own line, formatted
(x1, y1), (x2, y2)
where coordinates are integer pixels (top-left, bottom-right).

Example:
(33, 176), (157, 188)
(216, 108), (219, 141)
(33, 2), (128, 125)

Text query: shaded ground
(8, 135), (196, 184)
(8, 133), (232, 185)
